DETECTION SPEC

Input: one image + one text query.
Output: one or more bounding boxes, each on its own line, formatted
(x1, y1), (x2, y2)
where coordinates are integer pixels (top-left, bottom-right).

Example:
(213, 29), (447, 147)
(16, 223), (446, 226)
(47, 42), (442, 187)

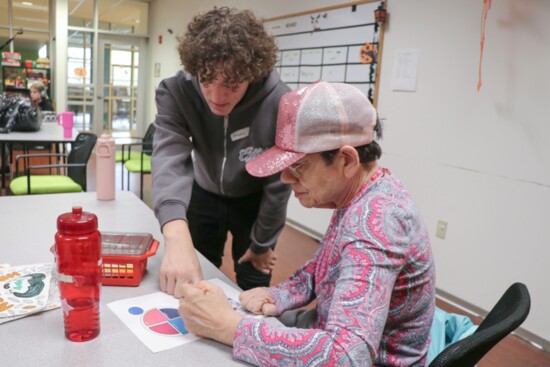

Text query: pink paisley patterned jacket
(233, 167), (436, 366)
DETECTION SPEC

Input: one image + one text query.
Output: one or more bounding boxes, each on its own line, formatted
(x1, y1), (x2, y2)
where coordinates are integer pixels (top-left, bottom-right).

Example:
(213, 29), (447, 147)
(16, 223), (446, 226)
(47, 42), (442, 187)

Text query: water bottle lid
(57, 206), (98, 235)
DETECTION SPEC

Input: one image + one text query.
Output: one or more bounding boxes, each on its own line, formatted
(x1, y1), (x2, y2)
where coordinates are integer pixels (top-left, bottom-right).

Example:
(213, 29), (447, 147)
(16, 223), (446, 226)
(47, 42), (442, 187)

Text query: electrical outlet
(436, 220), (448, 239)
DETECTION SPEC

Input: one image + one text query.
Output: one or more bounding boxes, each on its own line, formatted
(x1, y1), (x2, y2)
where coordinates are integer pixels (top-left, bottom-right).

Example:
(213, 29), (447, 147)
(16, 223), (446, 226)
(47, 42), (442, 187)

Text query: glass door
(97, 35), (145, 138)
(67, 30), (94, 132)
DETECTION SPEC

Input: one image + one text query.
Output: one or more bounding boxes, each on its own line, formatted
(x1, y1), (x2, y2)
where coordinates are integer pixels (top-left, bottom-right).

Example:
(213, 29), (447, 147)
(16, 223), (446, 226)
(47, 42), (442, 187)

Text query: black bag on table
(0, 94), (15, 133)
(0, 94), (42, 133)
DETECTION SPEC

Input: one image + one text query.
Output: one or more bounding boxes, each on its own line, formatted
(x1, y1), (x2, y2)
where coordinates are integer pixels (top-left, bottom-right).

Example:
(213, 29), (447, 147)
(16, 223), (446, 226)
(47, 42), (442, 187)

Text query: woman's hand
(239, 287), (277, 316)
(179, 281), (243, 346)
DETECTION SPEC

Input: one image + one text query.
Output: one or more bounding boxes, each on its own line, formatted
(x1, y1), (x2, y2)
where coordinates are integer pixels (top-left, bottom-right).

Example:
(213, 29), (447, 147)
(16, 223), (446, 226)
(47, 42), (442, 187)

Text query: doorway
(97, 35), (146, 138)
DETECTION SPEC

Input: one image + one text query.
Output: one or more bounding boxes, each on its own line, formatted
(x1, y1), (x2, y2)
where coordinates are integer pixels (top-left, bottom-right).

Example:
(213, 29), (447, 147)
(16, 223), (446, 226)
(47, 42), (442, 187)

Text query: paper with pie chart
(107, 278), (246, 353)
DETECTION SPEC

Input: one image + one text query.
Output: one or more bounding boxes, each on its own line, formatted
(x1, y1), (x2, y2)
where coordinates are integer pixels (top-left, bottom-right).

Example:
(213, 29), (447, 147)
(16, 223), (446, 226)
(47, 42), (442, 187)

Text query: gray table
(0, 191), (247, 367)
(0, 123), (79, 194)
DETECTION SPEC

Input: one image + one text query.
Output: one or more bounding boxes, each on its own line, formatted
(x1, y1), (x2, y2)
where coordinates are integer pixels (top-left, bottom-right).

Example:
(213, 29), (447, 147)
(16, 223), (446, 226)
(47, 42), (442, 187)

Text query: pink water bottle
(57, 112), (74, 138)
(54, 206), (102, 342)
(95, 133), (116, 200)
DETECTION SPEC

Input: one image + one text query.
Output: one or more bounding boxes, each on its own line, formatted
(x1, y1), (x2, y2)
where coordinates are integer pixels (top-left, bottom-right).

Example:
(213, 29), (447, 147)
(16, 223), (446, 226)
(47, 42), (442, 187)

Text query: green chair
(9, 132), (97, 195)
(115, 143), (145, 190)
(115, 150), (143, 164)
(121, 124), (155, 199)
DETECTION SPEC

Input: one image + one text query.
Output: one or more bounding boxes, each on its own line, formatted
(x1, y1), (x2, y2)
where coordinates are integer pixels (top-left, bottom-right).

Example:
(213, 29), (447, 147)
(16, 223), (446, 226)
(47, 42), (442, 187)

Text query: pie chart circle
(141, 307), (188, 335)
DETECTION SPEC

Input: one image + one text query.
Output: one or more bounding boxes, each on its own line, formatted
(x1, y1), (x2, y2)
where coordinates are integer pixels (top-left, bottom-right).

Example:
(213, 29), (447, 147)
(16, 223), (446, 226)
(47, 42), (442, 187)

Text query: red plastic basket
(101, 232), (159, 287)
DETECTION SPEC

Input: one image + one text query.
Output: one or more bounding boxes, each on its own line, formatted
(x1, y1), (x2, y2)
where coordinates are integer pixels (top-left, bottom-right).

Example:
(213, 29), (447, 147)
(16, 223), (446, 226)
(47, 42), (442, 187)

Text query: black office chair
(429, 282), (531, 367)
(10, 132), (97, 195)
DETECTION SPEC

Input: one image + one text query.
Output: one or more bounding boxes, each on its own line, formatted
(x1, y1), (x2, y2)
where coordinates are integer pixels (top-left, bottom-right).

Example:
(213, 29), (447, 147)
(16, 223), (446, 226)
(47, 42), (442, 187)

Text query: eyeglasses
(286, 160), (308, 178)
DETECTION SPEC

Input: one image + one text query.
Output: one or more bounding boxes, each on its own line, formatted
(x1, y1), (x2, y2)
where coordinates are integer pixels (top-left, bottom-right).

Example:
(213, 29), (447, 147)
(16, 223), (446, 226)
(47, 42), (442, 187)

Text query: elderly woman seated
(178, 81), (436, 367)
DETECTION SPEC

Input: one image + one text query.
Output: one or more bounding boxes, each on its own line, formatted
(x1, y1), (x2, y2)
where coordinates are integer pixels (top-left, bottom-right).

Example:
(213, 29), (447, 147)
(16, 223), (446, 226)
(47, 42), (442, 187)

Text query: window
(98, 0), (148, 35)
(0, 1), (50, 94)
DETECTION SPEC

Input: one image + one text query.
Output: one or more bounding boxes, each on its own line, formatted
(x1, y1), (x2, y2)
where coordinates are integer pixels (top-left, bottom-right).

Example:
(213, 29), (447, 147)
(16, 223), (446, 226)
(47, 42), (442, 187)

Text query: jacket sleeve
(152, 80), (194, 229)
(249, 173), (292, 253)
(246, 76), (292, 253)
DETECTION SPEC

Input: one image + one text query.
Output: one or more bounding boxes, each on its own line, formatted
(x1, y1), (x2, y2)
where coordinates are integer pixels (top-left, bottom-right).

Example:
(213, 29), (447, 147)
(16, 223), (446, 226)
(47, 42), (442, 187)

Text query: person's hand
(239, 287), (277, 316)
(160, 220), (203, 297)
(179, 281), (243, 345)
(237, 248), (277, 275)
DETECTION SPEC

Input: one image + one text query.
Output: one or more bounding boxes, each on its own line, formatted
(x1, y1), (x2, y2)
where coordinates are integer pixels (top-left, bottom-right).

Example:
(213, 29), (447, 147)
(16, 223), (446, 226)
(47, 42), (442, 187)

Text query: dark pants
(187, 181), (272, 290)
(278, 308), (317, 328)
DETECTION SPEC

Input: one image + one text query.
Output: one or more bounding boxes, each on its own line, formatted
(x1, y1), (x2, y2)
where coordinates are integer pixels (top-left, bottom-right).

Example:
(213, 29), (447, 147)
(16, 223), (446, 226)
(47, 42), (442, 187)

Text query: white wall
(146, 0), (357, 123)
(148, 0), (550, 345)
(378, 0), (550, 345)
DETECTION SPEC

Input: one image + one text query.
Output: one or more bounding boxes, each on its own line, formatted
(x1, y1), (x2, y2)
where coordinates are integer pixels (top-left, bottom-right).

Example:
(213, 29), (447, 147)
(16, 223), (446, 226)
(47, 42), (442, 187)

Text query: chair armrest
(15, 152), (67, 161)
(27, 163), (86, 171)
(120, 142), (146, 148)
(119, 142), (150, 163)
(114, 137), (142, 151)
(20, 162), (86, 177)
(15, 153), (68, 176)
(121, 142), (153, 155)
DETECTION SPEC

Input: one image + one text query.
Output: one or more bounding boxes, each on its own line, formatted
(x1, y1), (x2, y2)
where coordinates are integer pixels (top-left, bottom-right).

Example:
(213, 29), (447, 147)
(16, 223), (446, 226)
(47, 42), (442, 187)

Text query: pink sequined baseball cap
(246, 81), (377, 177)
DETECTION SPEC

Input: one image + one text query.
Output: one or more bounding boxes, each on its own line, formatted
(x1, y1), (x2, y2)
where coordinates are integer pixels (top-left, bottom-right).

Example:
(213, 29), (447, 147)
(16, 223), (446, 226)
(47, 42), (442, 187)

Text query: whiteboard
(266, 0), (384, 105)
(265, 1), (386, 236)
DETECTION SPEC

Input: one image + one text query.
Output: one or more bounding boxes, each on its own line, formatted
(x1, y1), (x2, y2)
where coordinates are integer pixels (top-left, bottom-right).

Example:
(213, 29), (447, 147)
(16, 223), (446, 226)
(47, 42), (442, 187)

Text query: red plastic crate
(101, 232), (159, 287)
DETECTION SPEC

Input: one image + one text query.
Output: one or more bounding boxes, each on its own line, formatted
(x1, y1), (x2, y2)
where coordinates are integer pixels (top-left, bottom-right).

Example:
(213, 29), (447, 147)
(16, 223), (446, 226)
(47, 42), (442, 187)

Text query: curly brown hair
(177, 7), (278, 86)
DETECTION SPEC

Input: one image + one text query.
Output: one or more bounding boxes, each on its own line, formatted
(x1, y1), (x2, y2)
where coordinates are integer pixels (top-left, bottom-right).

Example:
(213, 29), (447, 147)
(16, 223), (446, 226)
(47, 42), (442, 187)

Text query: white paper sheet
(107, 278), (260, 353)
(391, 49), (420, 92)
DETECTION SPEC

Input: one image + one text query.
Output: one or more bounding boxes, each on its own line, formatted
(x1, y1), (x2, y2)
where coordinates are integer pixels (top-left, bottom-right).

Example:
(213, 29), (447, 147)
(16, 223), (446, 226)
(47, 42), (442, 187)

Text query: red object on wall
(158, 35), (163, 44)
(477, 0), (492, 91)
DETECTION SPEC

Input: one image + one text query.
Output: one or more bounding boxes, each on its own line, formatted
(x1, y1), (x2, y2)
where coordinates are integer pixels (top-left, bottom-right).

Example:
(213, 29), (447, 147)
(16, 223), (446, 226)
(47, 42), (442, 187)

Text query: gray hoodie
(152, 69), (292, 253)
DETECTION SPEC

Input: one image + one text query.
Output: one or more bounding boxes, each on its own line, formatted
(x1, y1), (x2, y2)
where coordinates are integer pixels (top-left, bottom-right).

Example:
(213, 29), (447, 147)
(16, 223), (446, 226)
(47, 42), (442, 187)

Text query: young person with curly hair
(152, 7), (291, 293)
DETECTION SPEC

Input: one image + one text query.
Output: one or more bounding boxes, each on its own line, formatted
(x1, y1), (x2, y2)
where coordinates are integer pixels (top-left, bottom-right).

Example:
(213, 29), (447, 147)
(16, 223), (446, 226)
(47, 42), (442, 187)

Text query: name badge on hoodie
(231, 127), (250, 141)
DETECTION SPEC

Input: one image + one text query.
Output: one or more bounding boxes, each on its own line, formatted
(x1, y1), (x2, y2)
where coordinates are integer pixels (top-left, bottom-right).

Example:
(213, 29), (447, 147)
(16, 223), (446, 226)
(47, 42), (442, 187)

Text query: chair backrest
(429, 282), (531, 367)
(142, 123), (155, 155)
(67, 132), (97, 190)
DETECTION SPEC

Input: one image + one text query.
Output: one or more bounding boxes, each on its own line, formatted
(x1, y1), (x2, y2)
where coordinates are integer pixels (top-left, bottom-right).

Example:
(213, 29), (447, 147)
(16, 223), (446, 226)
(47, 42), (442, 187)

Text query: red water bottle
(55, 206), (102, 342)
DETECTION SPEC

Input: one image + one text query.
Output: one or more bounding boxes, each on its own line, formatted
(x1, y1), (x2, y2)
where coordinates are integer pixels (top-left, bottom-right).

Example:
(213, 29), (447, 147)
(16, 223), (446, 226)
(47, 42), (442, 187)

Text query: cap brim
(246, 146), (306, 178)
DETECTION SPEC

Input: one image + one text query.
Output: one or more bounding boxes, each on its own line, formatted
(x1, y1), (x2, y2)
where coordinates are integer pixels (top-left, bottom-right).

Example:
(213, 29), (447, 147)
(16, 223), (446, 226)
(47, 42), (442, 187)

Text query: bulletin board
(264, 1), (387, 239)
(263, 0), (386, 106)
